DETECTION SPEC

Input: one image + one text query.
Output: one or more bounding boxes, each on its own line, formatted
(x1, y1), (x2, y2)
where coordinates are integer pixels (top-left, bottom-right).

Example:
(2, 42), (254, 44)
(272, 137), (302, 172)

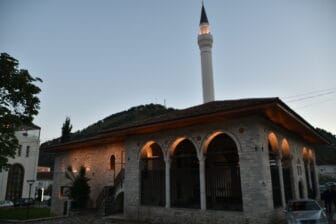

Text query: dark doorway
(205, 134), (242, 211)
(171, 139), (200, 209)
(269, 144), (282, 208)
(140, 142), (165, 206)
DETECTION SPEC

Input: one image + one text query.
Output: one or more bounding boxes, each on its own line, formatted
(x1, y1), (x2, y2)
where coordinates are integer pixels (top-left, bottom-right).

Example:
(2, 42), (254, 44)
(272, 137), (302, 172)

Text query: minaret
(198, 3), (215, 103)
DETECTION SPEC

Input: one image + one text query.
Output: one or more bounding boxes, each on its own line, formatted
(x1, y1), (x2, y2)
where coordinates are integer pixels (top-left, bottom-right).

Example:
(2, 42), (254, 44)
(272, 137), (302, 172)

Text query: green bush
(65, 165), (90, 209)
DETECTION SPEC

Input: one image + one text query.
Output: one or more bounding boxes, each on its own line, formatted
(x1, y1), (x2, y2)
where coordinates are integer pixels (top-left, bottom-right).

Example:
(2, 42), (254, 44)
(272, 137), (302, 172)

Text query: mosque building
(47, 4), (326, 223)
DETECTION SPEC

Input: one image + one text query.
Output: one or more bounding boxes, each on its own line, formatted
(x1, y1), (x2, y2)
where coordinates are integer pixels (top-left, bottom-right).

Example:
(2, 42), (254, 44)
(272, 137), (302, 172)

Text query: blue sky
(1, 0), (335, 142)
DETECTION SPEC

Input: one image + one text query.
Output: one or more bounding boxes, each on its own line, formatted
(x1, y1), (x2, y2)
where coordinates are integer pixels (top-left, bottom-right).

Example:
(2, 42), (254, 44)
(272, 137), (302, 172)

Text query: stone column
(306, 161), (312, 189)
(165, 159), (171, 208)
(277, 158), (286, 207)
(199, 157), (206, 210)
(289, 156), (299, 200)
(312, 157), (320, 200)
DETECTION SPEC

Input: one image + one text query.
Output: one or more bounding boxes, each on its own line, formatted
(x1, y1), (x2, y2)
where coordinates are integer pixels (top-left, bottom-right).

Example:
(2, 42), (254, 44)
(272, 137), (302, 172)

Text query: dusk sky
(1, 0), (335, 142)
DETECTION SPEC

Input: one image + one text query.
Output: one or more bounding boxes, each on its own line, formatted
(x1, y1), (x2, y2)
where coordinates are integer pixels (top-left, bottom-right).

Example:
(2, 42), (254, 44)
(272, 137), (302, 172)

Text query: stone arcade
(47, 4), (326, 224)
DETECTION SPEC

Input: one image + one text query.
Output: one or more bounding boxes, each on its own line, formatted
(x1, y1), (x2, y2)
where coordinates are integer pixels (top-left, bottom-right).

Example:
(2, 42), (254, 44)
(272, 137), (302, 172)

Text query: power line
(286, 91), (335, 103)
(284, 87), (336, 100)
(292, 98), (336, 109)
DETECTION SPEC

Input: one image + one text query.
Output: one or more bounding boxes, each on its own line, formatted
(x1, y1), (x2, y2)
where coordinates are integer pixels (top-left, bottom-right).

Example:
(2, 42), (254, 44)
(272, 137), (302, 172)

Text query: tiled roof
(102, 97), (279, 133)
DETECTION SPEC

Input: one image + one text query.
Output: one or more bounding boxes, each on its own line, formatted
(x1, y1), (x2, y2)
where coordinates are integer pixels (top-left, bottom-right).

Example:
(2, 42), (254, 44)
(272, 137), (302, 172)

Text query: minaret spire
(200, 2), (209, 25)
(198, 3), (215, 103)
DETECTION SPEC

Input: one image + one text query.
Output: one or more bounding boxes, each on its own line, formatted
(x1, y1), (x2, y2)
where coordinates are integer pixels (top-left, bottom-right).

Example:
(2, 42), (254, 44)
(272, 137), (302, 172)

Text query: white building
(0, 124), (41, 202)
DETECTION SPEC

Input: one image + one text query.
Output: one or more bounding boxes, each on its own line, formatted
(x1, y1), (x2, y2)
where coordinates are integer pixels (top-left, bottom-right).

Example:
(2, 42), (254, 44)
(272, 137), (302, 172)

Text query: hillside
(315, 128), (336, 165)
(40, 104), (175, 149)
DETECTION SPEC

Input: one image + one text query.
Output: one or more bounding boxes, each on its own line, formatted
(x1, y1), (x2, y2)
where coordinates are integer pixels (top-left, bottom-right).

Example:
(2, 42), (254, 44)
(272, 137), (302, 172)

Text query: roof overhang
(46, 99), (328, 152)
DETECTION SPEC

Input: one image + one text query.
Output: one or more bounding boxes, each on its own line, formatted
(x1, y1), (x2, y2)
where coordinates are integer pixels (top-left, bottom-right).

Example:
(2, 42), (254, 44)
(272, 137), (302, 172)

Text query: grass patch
(0, 207), (51, 220)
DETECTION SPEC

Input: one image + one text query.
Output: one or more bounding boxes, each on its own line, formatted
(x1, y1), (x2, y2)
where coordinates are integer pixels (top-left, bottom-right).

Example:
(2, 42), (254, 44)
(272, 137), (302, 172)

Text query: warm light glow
(281, 139), (290, 158)
(302, 147), (308, 161)
(308, 149), (314, 161)
(86, 167), (90, 172)
(170, 137), (187, 156)
(268, 132), (279, 153)
(204, 131), (223, 154)
(141, 141), (155, 159)
(199, 24), (210, 34)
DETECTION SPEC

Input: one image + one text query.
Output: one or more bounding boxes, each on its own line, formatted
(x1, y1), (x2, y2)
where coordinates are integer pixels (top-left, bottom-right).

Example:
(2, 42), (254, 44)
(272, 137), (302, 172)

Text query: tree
(61, 117), (72, 142)
(65, 165), (91, 209)
(0, 53), (42, 171)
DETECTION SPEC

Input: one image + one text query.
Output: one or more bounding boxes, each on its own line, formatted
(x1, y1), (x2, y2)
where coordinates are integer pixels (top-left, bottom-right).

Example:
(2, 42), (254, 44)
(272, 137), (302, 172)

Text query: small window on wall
(26, 146), (30, 157)
(110, 155), (115, 170)
(18, 145), (22, 157)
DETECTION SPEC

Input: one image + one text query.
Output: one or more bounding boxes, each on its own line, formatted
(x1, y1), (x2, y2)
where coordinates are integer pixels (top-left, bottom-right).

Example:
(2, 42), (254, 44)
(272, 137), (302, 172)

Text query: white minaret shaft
(198, 4), (215, 103)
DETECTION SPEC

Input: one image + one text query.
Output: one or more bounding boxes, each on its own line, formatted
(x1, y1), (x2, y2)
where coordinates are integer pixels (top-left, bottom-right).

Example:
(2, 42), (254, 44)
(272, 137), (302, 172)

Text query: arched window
(205, 133), (242, 211)
(308, 149), (316, 199)
(110, 155), (115, 170)
(171, 139), (200, 209)
(6, 164), (24, 202)
(268, 132), (282, 208)
(140, 142), (165, 206)
(281, 139), (293, 203)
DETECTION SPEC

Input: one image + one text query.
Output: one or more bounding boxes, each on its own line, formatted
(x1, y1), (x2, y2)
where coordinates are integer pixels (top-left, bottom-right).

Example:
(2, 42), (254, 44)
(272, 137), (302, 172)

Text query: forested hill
(40, 104), (175, 149)
(315, 128), (336, 165)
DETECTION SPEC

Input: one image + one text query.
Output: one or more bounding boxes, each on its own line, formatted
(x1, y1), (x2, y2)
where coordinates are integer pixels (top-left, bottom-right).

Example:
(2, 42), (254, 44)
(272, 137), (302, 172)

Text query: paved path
(0, 214), (144, 224)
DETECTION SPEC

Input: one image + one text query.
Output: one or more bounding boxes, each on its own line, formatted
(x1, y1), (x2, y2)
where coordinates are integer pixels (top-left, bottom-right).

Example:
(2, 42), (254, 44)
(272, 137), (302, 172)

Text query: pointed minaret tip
(199, 3), (210, 35)
(200, 3), (209, 25)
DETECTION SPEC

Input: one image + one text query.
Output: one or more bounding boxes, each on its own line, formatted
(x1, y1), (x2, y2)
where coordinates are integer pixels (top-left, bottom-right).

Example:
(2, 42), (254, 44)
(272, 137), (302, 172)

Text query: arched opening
(140, 142), (165, 206)
(268, 132), (282, 208)
(302, 147), (312, 198)
(5, 164), (24, 202)
(205, 133), (242, 211)
(281, 139), (293, 203)
(309, 149), (316, 199)
(171, 138), (200, 208)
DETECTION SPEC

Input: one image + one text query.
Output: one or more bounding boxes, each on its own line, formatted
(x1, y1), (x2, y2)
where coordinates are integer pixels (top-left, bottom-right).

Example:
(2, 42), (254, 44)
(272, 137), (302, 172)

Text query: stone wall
(124, 115), (275, 224)
(51, 142), (124, 215)
(123, 115), (320, 224)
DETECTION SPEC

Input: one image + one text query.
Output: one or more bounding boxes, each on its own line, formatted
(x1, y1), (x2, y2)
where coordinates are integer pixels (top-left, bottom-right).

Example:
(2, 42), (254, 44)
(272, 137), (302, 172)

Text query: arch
(5, 163), (24, 202)
(268, 132), (279, 154)
(170, 138), (200, 208)
(308, 149), (314, 161)
(202, 130), (241, 156)
(302, 147), (312, 197)
(308, 149), (317, 199)
(281, 139), (290, 158)
(281, 138), (293, 203)
(267, 132), (282, 208)
(302, 147), (308, 161)
(140, 141), (165, 206)
(204, 133), (242, 211)
(169, 137), (200, 159)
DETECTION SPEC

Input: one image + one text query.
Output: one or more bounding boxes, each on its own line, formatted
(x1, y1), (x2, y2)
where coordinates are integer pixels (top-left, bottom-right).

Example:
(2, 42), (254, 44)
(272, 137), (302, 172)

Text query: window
(110, 155), (115, 170)
(26, 146), (30, 157)
(17, 145), (22, 157)
(6, 164), (24, 201)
